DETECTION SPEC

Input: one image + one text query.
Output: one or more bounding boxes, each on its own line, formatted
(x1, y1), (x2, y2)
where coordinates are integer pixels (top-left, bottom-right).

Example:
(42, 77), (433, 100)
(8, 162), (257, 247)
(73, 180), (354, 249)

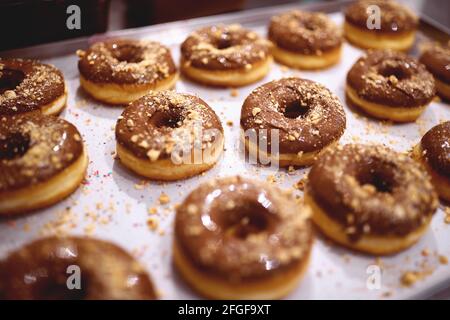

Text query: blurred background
(0, 0), (448, 51)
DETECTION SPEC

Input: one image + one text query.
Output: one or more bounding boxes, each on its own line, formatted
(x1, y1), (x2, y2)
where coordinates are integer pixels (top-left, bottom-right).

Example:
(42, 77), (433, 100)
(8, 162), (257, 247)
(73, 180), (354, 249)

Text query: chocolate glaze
(0, 59), (65, 115)
(116, 91), (223, 161)
(347, 50), (435, 108)
(175, 176), (313, 282)
(420, 42), (450, 84)
(307, 144), (438, 240)
(0, 236), (156, 300)
(78, 39), (177, 85)
(345, 0), (418, 34)
(0, 112), (83, 193)
(421, 121), (450, 179)
(181, 24), (271, 71)
(269, 10), (342, 55)
(241, 77), (346, 154)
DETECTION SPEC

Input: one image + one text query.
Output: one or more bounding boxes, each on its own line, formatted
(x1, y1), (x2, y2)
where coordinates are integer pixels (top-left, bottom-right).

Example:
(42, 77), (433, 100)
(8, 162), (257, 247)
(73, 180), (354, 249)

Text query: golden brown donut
(240, 77), (346, 167)
(419, 42), (450, 101)
(0, 236), (156, 300)
(305, 144), (438, 255)
(174, 176), (314, 299)
(0, 113), (88, 215)
(0, 58), (67, 116)
(115, 91), (224, 180)
(346, 50), (435, 122)
(413, 121), (450, 202)
(268, 10), (342, 69)
(180, 24), (272, 87)
(78, 39), (178, 105)
(344, 0), (418, 51)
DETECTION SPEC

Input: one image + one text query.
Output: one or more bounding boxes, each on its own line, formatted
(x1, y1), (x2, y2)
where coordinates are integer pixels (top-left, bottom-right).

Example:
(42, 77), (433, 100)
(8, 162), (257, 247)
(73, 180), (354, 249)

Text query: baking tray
(0, 0), (449, 300)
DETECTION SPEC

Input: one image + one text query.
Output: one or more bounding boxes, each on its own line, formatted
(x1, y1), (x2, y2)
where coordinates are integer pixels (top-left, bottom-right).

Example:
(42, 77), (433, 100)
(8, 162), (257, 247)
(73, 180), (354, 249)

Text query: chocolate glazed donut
(180, 24), (273, 87)
(0, 237), (156, 300)
(0, 58), (67, 116)
(0, 113), (88, 215)
(346, 50), (435, 122)
(413, 121), (450, 201)
(268, 10), (342, 69)
(173, 176), (313, 299)
(241, 77), (346, 167)
(420, 42), (450, 101)
(305, 144), (438, 255)
(78, 39), (178, 104)
(115, 90), (224, 180)
(344, 0), (418, 51)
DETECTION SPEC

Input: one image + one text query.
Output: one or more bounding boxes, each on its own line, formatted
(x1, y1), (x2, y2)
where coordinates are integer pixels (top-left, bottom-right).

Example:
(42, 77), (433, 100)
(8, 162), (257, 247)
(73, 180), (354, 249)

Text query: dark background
(0, 0), (448, 51)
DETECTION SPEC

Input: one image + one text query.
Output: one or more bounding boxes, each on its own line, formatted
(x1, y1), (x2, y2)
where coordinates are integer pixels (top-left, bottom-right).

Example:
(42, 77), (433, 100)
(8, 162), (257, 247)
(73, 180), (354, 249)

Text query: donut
(344, 0), (418, 51)
(0, 236), (156, 300)
(240, 77), (346, 167)
(180, 24), (272, 87)
(419, 42), (450, 101)
(78, 39), (178, 105)
(115, 91), (224, 180)
(0, 113), (88, 215)
(413, 121), (450, 202)
(173, 176), (313, 299)
(0, 58), (67, 116)
(268, 10), (342, 70)
(305, 144), (438, 255)
(346, 50), (435, 122)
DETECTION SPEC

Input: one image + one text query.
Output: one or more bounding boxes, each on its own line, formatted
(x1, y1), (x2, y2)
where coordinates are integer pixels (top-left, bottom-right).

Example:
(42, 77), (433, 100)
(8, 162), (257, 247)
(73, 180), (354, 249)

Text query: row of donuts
(75, 1), (449, 104)
(1, 8), (447, 119)
(0, 42), (445, 123)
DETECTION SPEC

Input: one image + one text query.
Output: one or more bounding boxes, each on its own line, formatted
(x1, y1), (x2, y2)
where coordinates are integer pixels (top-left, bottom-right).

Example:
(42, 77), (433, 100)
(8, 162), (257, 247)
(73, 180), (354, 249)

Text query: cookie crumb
(147, 217), (159, 231)
(439, 255), (448, 265)
(159, 193), (170, 205)
(401, 271), (419, 286)
(294, 176), (307, 191)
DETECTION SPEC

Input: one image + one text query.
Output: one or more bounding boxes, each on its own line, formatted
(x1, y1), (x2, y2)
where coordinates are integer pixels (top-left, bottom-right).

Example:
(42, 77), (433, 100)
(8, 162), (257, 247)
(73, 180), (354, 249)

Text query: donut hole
(357, 168), (396, 193)
(213, 33), (237, 50)
(0, 69), (25, 94)
(282, 100), (309, 119)
(112, 45), (144, 63)
(151, 110), (184, 129)
(0, 132), (30, 159)
(216, 39), (232, 49)
(217, 201), (273, 239)
(378, 64), (410, 81)
(300, 20), (319, 32)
